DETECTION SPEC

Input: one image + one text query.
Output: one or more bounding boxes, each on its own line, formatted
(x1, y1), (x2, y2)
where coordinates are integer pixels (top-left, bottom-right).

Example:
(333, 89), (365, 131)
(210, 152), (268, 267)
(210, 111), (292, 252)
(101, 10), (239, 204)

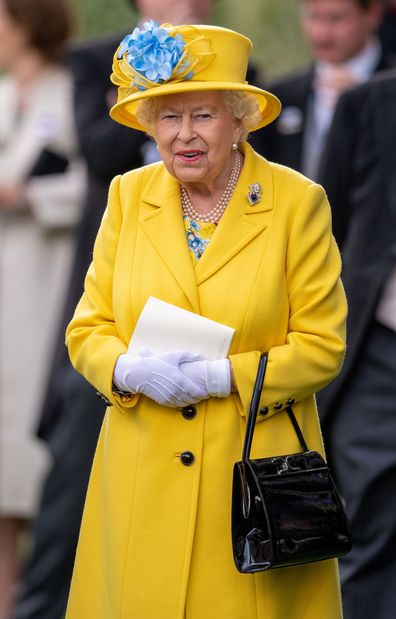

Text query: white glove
(113, 349), (209, 407)
(180, 358), (231, 398)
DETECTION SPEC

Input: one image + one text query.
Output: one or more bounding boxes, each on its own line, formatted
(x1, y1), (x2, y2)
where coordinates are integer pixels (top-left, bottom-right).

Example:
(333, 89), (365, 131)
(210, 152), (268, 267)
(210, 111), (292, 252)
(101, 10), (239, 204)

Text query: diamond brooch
(247, 183), (262, 206)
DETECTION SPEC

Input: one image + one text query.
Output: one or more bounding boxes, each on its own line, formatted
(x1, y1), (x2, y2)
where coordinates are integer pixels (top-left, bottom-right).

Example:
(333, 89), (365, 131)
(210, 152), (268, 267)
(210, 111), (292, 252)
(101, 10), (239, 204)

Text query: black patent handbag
(232, 352), (351, 573)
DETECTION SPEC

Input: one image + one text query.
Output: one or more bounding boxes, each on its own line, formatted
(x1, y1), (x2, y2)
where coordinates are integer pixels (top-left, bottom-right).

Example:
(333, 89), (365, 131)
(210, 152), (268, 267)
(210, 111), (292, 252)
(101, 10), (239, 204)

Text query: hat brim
(110, 81), (281, 132)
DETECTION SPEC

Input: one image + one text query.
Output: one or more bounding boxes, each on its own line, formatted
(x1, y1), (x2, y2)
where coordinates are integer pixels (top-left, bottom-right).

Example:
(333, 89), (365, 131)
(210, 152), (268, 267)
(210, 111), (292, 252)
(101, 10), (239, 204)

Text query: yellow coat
(66, 143), (347, 619)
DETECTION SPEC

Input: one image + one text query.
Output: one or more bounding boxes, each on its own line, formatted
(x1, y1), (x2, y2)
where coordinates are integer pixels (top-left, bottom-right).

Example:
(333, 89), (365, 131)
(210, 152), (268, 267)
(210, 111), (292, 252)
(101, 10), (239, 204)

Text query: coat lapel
(139, 144), (274, 304)
(194, 143), (274, 284)
(139, 165), (200, 311)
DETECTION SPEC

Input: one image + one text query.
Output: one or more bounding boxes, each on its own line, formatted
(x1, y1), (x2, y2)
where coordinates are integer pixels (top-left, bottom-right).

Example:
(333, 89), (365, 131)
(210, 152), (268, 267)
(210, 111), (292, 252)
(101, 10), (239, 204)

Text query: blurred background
(71, 0), (311, 79)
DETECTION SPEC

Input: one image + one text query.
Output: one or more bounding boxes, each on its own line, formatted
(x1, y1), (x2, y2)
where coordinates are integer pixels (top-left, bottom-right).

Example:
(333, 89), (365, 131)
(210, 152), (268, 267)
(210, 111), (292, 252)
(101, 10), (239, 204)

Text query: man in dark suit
(251, 0), (392, 179)
(379, 0), (396, 54)
(317, 68), (396, 619)
(11, 2), (216, 618)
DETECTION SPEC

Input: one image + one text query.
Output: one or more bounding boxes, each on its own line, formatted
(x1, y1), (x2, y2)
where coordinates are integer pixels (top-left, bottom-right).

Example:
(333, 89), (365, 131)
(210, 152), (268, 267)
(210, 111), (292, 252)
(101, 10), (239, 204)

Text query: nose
(177, 114), (196, 142)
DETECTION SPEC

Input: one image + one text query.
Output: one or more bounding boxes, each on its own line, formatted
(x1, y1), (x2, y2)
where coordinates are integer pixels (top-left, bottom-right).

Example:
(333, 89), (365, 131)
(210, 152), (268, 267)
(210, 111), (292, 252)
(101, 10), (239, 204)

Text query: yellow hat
(110, 22), (281, 132)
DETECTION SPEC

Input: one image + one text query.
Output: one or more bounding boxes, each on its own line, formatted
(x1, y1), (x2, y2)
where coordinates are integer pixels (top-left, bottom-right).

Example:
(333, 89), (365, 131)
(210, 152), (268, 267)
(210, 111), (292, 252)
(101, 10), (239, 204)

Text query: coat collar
(139, 143), (274, 311)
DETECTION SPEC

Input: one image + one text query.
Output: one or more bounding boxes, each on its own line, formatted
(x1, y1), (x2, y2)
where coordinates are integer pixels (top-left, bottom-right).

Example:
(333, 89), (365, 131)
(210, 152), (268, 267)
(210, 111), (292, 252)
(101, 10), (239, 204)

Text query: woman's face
(0, 0), (28, 70)
(154, 91), (242, 190)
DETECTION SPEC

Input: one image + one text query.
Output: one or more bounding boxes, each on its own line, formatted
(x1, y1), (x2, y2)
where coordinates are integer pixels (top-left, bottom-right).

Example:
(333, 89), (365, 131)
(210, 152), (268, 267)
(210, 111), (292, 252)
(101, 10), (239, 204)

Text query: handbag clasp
(277, 460), (289, 474)
(276, 456), (301, 475)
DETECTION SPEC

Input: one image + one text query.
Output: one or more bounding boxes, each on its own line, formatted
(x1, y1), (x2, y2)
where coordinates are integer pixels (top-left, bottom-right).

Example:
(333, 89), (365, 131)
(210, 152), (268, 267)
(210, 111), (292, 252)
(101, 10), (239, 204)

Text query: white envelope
(128, 297), (235, 360)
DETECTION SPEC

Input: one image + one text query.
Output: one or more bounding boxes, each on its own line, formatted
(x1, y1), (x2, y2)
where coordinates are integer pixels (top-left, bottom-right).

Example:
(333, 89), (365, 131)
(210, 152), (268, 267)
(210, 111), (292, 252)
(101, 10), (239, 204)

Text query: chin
(316, 49), (347, 64)
(173, 168), (206, 185)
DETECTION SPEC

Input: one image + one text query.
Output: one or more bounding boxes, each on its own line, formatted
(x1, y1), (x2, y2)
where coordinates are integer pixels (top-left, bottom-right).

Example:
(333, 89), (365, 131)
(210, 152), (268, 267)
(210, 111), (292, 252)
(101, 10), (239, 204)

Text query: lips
(175, 150), (205, 161)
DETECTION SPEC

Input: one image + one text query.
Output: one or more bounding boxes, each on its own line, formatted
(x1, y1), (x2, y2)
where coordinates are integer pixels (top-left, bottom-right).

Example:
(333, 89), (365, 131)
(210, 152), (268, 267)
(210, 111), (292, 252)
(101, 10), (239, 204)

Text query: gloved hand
(180, 358), (231, 398)
(113, 349), (209, 408)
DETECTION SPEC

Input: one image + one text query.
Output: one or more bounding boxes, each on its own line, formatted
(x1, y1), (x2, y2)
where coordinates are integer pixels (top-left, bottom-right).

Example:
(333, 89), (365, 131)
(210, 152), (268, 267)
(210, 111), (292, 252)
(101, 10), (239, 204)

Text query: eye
(193, 113), (212, 121)
(159, 113), (179, 121)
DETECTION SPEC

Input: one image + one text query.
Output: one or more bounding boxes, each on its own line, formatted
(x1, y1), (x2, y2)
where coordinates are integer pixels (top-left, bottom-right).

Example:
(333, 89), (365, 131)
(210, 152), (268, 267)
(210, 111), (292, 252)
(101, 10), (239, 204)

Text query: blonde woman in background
(0, 0), (86, 616)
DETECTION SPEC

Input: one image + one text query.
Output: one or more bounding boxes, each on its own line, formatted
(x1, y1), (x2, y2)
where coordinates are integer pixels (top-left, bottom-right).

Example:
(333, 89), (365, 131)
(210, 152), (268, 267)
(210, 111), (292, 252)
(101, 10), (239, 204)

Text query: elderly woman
(65, 22), (347, 619)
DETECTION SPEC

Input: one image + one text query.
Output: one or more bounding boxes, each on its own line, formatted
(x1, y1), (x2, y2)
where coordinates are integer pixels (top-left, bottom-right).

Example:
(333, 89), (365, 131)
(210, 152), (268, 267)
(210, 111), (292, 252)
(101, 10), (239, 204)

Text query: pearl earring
(232, 143), (238, 151)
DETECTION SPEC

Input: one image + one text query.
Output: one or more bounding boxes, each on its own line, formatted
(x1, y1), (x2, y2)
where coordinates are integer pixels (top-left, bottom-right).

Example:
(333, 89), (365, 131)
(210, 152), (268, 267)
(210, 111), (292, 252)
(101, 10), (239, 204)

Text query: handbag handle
(242, 352), (309, 461)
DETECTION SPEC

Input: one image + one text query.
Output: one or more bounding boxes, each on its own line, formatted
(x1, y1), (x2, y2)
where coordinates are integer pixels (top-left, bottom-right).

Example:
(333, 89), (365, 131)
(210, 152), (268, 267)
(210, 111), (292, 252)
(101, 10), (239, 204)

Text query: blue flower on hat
(118, 21), (189, 89)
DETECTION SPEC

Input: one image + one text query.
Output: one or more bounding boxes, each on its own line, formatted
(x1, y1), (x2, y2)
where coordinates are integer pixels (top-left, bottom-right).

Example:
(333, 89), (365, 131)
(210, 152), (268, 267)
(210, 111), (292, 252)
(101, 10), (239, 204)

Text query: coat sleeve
(26, 159), (86, 231)
(229, 182), (347, 419)
(65, 174), (139, 409)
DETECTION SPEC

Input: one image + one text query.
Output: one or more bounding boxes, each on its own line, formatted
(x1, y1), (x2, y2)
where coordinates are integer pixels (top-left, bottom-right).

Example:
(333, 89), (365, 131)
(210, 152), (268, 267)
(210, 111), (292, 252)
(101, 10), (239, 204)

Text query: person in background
(316, 67), (396, 619)
(251, 0), (391, 180)
(0, 0), (86, 616)
(11, 3), (215, 619)
(65, 21), (346, 619)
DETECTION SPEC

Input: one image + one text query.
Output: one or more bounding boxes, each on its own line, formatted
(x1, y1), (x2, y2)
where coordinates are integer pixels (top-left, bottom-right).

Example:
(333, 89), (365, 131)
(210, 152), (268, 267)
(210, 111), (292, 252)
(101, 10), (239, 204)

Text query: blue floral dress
(183, 215), (216, 262)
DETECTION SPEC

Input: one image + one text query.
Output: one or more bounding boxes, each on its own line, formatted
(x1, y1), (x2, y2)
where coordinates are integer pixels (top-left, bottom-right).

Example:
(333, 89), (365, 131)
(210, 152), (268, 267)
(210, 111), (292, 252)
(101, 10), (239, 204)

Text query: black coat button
(259, 406), (269, 416)
(286, 398), (295, 405)
(180, 451), (195, 466)
(181, 405), (196, 420)
(274, 402), (283, 410)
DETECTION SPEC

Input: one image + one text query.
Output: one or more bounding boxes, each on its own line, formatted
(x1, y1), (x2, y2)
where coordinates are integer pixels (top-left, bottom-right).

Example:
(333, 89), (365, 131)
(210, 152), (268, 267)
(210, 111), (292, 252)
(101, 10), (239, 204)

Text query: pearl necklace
(180, 150), (242, 223)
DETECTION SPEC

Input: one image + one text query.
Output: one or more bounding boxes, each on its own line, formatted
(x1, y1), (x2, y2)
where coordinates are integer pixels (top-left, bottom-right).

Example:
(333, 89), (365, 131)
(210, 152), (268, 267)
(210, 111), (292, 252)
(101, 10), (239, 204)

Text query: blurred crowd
(0, 0), (395, 618)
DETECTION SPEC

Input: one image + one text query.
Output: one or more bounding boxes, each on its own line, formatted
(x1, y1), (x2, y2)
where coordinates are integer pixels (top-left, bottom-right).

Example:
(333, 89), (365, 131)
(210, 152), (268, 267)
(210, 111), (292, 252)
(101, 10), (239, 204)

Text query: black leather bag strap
(285, 406), (309, 453)
(242, 353), (268, 461)
(242, 352), (309, 461)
